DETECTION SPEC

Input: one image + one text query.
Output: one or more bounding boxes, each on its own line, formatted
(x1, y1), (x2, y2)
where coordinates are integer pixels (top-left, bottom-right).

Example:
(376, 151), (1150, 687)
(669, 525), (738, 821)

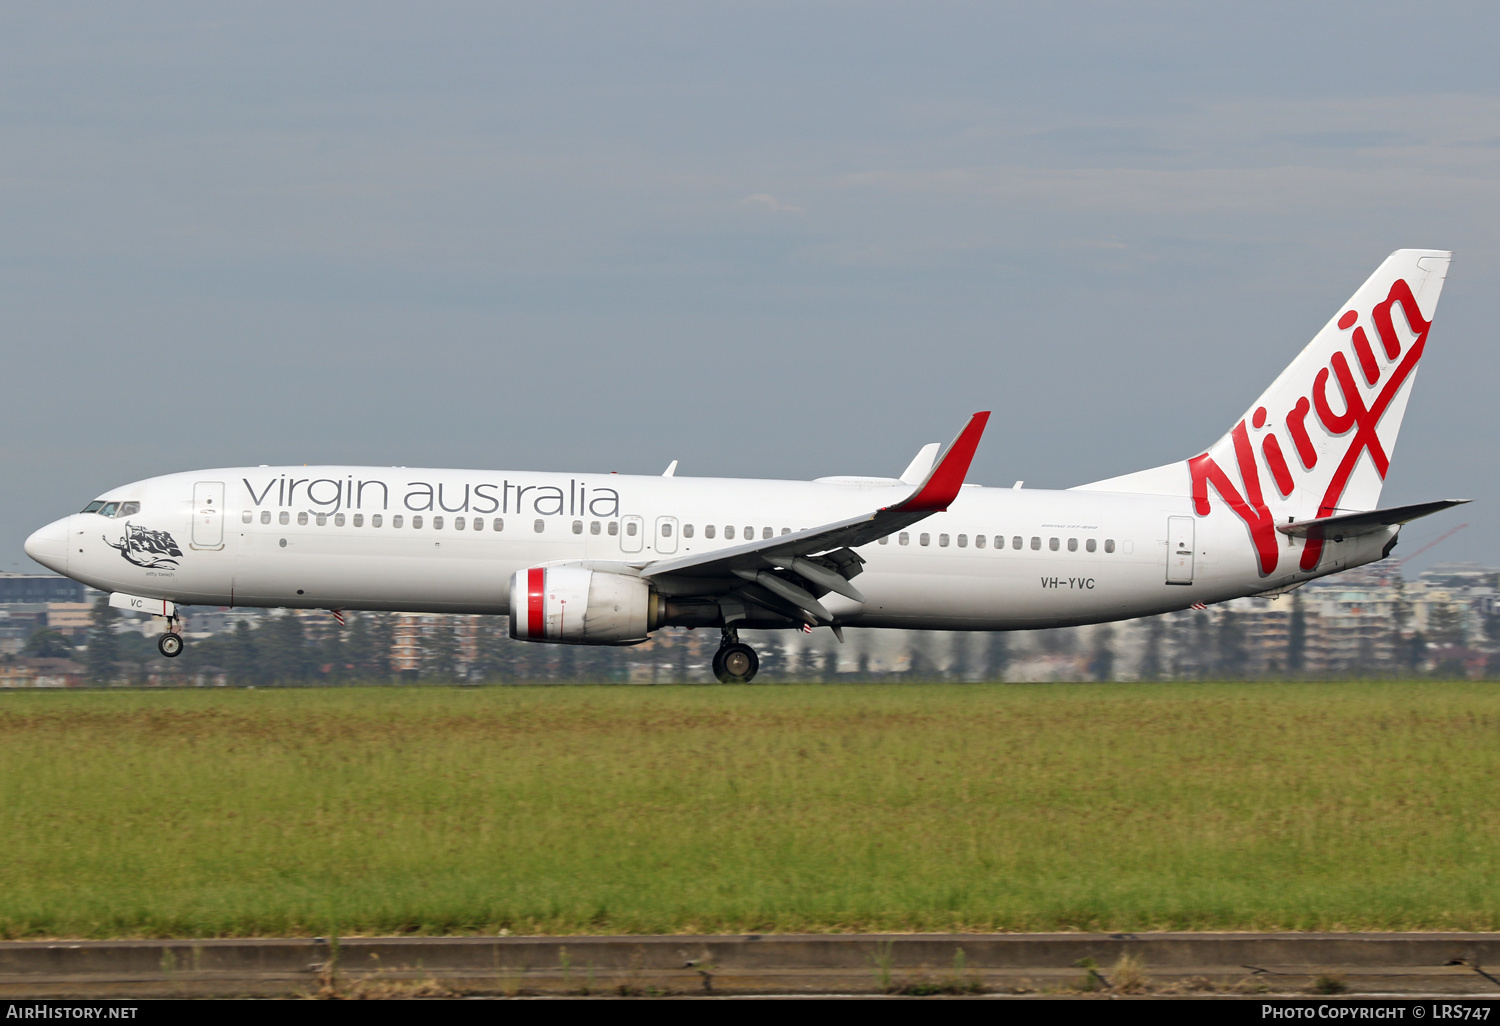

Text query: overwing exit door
(1166, 516), (1194, 585)
(192, 481), (225, 550)
(655, 516), (679, 555)
(619, 515), (644, 553)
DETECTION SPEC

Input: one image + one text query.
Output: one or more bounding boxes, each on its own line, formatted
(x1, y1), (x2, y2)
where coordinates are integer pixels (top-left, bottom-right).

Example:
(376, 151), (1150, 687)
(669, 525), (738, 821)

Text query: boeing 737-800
(25, 249), (1465, 682)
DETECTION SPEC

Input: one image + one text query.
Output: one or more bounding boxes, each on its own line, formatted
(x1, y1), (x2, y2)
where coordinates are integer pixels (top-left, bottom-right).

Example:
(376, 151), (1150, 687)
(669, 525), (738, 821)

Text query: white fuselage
(29, 465), (1390, 631)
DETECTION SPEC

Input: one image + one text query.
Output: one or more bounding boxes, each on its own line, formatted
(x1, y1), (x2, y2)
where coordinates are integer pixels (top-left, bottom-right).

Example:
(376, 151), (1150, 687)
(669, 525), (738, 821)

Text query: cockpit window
(87, 501), (141, 518)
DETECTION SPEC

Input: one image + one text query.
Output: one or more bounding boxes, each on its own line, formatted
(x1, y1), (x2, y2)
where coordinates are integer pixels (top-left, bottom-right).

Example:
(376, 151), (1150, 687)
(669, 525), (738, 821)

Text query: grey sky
(4, 3), (1498, 572)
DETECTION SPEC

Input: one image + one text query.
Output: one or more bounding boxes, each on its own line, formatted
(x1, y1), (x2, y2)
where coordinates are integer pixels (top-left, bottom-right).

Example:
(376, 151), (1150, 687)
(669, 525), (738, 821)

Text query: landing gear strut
(158, 621), (184, 658)
(713, 626), (758, 683)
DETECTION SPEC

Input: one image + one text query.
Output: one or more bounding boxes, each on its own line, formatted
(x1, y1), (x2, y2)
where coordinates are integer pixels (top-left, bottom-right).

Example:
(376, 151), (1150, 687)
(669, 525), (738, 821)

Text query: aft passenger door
(1166, 516), (1194, 585)
(191, 481), (225, 550)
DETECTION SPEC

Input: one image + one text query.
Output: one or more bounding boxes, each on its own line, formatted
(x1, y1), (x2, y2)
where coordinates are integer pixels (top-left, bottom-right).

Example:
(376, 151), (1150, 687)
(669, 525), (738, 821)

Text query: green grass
(1, 681), (1498, 938)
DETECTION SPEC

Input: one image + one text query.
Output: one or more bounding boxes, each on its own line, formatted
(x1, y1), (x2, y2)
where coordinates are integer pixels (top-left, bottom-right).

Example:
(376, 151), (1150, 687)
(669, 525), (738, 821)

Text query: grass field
(1, 681), (1498, 939)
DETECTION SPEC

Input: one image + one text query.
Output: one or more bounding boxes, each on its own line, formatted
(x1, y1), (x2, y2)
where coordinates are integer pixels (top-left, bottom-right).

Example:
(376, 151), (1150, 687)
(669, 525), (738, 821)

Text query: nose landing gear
(157, 617), (184, 658)
(713, 626), (758, 683)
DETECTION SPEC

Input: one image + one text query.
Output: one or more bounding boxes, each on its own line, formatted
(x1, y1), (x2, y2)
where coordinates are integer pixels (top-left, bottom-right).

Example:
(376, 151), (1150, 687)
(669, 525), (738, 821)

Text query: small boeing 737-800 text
(25, 250), (1465, 681)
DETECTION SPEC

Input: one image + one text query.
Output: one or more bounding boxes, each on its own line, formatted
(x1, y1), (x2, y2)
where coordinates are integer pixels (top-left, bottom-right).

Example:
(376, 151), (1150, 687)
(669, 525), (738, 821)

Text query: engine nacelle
(508, 566), (656, 644)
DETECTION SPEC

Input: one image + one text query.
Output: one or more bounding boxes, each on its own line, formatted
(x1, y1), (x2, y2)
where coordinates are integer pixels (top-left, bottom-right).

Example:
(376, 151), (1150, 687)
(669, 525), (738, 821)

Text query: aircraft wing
(630, 412), (990, 624)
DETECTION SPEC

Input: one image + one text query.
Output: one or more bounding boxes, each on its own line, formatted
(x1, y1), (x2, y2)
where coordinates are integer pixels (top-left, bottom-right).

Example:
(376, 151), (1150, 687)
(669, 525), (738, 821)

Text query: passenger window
(626, 521), (637, 537)
(280, 511), (290, 525)
(724, 526), (735, 540)
(372, 514), (383, 527)
(590, 521), (601, 535)
(705, 525), (715, 539)
(119, 502), (140, 516)
(472, 517), (482, 531)
(1012, 536), (1022, 549)
(353, 514), (364, 527)
(878, 536), (889, 545)
(534, 519), (545, 533)
(606, 521), (616, 536)
(316, 513), (327, 526)
(393, 515), (403, 528)
(455, 516), (465, 530)
(1030, 536), (1040, 550)
(100, 503), (119, 518)
(1105, 538), (1115, 553)
(413, 515), (424, 529)
(242, 510), (252, 524)
(762, 527), (772, 540)
(572, 520), (583, 534)
(335, 513), (345, 527)
(1086, 538), (1096, 553)
(781, 527), (790, 535)
(1067, 537), (1077, 552)
(432, 516), (443, 529)
(919, 533), (930, 546)
(899, 532), (910, 546)
(684, 524), (694, 538)
(661, 523), (673, 537)
(494, 518), (504, 531)
(298, 512), (309, 526)
(938, 534), (949, 547)
(975, 534), (985, 549)
(1049, 537), (1059, 551)
(957, 534), (967, 547)
(261, 511), (271, 525)
(82, 501), (105, 514)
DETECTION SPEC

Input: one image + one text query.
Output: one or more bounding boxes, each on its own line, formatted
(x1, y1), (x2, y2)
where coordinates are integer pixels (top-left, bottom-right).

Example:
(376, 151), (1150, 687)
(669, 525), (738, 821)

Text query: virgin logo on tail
(1190, 277), (1433, 576)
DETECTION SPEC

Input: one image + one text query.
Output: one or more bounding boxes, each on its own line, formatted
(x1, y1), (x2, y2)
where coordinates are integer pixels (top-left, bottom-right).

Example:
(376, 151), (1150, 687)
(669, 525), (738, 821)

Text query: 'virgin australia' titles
(240, 474), (622, 518)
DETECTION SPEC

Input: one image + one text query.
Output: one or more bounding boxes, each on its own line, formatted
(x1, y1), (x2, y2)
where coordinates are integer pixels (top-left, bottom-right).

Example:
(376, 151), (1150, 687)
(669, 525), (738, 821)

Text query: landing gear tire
(713, 643), (758, 684)
(158, 632), (183, 658)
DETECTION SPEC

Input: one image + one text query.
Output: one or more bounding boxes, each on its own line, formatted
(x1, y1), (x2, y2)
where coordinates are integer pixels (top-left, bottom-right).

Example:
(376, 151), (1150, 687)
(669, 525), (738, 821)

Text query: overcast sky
(3, 2), (1498, 572)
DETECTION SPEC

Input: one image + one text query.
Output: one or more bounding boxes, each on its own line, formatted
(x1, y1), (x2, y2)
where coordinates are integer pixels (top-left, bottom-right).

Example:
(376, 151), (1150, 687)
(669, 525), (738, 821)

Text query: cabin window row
(246, 510), (808, 543)
(245, 509), (511, 532)
(879, 532), (1117, 553)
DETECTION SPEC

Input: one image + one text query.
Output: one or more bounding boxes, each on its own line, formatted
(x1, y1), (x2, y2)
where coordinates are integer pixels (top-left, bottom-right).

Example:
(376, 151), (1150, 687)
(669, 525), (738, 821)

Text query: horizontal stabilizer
(1276, 499), (1469, 541)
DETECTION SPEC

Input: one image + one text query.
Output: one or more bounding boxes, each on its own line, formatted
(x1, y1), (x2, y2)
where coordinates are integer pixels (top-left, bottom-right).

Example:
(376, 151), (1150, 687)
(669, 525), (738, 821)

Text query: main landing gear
(157, 621), (184, 658)
(713, 626), (758, 684)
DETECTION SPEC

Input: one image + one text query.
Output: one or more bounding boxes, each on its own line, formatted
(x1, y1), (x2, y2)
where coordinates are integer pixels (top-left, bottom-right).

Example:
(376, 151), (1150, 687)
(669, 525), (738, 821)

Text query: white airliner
(25, 249), (1465, 682)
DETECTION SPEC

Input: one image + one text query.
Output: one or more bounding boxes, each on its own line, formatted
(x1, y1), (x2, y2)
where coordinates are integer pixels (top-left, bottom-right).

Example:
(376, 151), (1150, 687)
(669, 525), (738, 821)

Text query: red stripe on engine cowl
(527, 567), (546, 639)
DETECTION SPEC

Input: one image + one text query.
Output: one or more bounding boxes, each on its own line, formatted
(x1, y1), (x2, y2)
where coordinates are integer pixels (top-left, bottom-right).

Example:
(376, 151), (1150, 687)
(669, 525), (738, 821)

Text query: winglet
(889, 412), (990, 513)
(899, 443), (941, 485)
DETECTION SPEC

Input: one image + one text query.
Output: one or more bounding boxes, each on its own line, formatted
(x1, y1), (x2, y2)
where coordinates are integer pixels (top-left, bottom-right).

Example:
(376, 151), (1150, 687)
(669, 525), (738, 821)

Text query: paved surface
(2, 933), (1500, 998)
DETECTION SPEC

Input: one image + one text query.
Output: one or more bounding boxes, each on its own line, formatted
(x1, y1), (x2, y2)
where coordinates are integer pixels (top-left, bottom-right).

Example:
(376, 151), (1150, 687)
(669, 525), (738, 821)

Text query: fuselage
(25, 464), (1391, 631)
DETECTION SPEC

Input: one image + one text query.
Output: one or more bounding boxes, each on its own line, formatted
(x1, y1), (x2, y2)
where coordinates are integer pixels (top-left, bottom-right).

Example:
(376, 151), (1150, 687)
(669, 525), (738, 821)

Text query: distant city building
(0, 573), (88, 604)
(4, 563), (1499, 685)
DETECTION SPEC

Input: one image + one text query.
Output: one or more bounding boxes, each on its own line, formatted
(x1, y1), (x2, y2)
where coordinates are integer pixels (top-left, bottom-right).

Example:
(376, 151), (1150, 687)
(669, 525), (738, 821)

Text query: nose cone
(24, 517), (70, 575)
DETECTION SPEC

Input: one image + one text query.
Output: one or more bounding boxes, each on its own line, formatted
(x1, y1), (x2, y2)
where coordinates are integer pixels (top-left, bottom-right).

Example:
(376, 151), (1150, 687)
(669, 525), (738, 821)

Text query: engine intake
(508, 567), (657, 644)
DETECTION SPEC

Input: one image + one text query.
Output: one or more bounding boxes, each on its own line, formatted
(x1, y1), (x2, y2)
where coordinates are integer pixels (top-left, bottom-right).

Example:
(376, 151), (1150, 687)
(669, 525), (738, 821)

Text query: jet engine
(508, 566), (658, 644)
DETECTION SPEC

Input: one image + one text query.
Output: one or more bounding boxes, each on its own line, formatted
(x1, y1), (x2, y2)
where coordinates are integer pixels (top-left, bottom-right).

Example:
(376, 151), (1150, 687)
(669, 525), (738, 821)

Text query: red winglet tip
(898, 411), (990, 513)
